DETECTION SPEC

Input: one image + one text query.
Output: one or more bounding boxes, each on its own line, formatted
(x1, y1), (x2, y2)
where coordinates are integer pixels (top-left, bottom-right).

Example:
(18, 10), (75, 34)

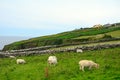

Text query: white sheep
(76, 49), (83, 53)
(16, 59), (26, 64)
(79, 60), (99, 71)
(9, 56), (16, 59)
(48, 56), (57, 66)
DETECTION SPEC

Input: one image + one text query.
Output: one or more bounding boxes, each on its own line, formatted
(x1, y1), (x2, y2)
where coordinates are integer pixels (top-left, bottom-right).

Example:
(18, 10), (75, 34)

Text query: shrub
(102, 34), (112, 39)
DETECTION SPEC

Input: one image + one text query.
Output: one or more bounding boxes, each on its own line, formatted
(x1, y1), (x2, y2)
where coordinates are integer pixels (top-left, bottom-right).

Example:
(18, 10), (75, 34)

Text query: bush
(103, 34), (112, 39)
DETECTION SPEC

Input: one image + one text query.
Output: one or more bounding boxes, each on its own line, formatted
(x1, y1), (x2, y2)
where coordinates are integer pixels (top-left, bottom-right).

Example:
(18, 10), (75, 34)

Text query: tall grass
(0, 47), (120, 80)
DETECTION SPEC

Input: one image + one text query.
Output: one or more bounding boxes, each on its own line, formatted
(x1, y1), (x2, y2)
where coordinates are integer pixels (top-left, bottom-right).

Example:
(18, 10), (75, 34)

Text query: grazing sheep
(16, 59), (26, 64)
(9, 56), (16, 59)
(48, 56), (57, 66)
(79, 60), (99, 71)
(76, 49), (83, 53)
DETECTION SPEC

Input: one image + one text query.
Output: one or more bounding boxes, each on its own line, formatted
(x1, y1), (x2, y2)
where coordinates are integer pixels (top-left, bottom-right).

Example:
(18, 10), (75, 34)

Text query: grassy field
(0, 47), (120, 80)
(74, 30), (120, 39)
(50, 40), (120, 50)
(106, 30), (120, 38)
(3, 26), (120, 50)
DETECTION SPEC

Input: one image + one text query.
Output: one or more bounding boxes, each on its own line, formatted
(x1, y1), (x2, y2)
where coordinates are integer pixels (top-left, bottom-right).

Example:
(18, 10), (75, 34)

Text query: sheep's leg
(80, 65), (82, 70)
(89, 66), (92, 70)
(48, 63), (51, 66)
(81, 66), (85, 72)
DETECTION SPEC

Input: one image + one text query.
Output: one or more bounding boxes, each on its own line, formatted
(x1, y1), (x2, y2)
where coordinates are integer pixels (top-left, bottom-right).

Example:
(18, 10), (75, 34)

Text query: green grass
(106, 30), (120, 38)
(3, 25), (120, 50)
(50, 40), (120, 50)
(73, 34), (104, 39)
(0, 47), (120, 80)
(74, 30), (120, 39)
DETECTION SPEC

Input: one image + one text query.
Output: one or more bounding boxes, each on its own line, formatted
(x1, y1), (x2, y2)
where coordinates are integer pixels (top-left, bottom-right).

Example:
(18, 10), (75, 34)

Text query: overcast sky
(0, 0), (120, 50)
(0, 36), (29, 50)
(0, 0), (120, 37)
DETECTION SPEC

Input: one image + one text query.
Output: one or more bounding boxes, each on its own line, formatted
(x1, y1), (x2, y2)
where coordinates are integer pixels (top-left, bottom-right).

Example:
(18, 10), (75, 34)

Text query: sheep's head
(95, 64), (99, 69)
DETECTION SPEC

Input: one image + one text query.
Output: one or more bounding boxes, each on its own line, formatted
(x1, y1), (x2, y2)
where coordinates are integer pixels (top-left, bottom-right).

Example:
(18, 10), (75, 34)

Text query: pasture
(74, 30), (120, 39)
(0, 47), (120, 80)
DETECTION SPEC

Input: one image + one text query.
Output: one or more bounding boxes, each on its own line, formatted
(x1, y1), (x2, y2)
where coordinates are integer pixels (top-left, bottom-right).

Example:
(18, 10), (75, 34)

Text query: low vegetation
(74, 30), (120, 39)
(0, 48), (120, 80)
(3, 24), (120, 50)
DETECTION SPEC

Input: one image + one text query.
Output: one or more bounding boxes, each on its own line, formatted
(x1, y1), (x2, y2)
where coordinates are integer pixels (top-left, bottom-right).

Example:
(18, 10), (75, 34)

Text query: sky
(0, 36), (29, 49)
(0, 0), (120, 49)
(0, 0), (120, 37)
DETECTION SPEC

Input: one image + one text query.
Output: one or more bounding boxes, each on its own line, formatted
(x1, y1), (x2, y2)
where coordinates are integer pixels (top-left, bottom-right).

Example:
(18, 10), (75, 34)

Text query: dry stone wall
(0, 43), (120, 57)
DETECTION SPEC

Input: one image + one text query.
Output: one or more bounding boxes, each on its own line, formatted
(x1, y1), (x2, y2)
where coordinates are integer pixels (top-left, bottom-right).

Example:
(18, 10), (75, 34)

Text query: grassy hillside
(49, 40), (120, 50)
(3, 25), (120, 50)
(0, 48), (120, 80)
(106, 30), (120, 38)
(74, 30), (120, 39)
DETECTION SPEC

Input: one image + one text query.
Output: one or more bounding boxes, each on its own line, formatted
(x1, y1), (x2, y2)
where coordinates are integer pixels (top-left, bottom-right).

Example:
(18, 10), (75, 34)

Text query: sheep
(76, 49), (83, 53)
(79, 60), (99, 71)
(16, 59), (26, 64)
(48, 56), (57, 66)
(9, 56), (16, 59)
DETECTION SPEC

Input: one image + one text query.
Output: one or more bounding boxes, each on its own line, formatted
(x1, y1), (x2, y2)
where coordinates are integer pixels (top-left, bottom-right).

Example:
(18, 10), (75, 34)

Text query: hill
(1, 23), (120, 80)
(3, 23), (120, 50)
